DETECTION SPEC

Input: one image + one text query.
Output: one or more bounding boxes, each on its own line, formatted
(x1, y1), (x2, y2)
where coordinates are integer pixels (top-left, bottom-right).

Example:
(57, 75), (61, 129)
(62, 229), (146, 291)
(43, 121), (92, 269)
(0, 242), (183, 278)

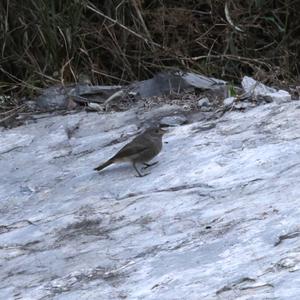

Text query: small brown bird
(94, 127), (166, 177)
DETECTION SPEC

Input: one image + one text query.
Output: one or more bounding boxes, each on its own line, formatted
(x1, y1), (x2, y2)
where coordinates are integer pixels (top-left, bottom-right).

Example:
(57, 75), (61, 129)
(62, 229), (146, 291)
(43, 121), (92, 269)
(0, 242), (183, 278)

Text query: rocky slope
(1, 100), (300, 299)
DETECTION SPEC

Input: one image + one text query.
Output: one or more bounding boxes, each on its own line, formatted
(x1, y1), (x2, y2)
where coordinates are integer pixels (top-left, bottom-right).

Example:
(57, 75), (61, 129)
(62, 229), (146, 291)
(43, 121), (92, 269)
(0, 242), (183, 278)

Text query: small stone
(25, 101), (37, 110)
(36, 86), (69, 110)
(160, 115), (187, 127)
(256, 95), (273, 103)
(269, 90), (291, 104)
(233, 102), (252, 110)
(223, 97), (236, 107)
(242, 76), (276, 94)
(200, 106), (212, 112)
(197, 97), (210, 108)
(241, 76), (291, 104)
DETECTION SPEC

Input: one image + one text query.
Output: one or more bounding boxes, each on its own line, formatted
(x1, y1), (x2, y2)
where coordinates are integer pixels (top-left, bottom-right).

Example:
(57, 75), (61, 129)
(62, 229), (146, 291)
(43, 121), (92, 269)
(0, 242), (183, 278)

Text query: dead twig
(86, 3), (164, 50)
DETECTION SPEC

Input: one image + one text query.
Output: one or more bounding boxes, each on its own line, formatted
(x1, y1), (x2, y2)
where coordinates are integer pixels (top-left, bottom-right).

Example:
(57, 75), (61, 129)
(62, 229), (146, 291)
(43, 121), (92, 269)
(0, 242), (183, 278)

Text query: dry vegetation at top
(0, 0), (299, 100)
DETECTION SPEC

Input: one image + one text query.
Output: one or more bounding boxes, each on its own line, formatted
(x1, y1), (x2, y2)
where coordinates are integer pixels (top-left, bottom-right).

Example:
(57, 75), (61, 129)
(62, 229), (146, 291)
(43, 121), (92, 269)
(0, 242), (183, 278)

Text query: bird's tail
(94, 158), (114, 172)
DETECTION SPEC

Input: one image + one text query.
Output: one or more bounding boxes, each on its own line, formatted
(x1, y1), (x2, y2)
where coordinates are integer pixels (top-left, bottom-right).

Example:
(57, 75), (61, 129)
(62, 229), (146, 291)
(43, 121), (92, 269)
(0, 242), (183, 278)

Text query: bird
(94, 127), (166, 177)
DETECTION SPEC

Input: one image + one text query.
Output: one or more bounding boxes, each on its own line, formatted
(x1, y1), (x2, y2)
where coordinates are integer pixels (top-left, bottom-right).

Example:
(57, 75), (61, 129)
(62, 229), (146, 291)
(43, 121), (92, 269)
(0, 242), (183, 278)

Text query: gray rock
(160, 115), (187, 127)
(257, 95), (273, 103)
(131, 72), (189, 98)
(200, 106), (211, 112)
(182, 72), (226, 90)
(24, 100), (37, 110)
(36, 85), (70, 110)
(138, 104), (185, 128)
(36, 84), (123, 111)
(131, 71), (227, 98)
(35, 71), (227, 111)
(242, 76), (291, 103)
(223, 96), (236, 107)
(1, 101), (300, 299)
(197, 97), (210, 108)
(233, 102), (252, 110)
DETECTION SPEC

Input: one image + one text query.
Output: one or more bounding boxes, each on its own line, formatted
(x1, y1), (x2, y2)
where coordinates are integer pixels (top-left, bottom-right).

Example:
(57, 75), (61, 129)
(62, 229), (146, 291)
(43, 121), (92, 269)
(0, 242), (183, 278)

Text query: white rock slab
(1, 101), (300, 299)
(242, 76), (291, 103)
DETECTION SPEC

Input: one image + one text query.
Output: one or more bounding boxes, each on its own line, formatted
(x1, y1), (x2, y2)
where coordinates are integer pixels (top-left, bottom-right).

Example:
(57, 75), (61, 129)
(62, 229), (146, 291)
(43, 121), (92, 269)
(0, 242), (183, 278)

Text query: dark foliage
(1, 0), (299, 97)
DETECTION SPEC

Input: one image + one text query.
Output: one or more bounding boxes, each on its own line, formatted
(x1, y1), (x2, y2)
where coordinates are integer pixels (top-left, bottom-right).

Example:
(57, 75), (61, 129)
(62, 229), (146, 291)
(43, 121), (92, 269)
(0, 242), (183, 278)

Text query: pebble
(223, 97), (236, 107)
(160, 115), (187, 127)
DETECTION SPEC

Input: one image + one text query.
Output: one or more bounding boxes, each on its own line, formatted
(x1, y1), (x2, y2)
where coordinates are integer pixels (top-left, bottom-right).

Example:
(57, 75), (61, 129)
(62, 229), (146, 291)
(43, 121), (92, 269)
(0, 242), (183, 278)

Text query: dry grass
(1, 0), (299, 103)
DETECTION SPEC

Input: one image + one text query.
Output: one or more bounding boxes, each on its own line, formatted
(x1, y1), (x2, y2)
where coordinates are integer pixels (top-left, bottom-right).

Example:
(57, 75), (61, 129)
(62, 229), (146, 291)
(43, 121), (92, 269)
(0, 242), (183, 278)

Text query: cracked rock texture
(1, 101), (300, 299)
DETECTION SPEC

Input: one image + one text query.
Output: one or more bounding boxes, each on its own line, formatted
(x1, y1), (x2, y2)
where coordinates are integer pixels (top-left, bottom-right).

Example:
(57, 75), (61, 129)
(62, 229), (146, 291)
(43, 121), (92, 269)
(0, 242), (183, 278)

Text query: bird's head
(145, 127), (167, 136)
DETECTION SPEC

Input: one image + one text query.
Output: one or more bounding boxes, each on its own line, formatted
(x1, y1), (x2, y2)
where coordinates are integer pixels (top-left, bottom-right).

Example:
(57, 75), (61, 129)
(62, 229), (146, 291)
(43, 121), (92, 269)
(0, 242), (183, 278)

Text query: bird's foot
(135, 171), (150, 177)
(142, 161), (158, 170)
(133, 163), (150, 177)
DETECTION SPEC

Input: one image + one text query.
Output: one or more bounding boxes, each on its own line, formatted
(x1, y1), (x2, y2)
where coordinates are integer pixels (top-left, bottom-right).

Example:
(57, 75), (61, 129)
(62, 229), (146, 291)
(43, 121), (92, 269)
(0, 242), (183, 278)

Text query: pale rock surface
(223, 96), (236, 107)
(1, 100), (300, 299)
(197, 97), (210, 108)
(242, 76), (291, 103)
(159, 115), (187, 127)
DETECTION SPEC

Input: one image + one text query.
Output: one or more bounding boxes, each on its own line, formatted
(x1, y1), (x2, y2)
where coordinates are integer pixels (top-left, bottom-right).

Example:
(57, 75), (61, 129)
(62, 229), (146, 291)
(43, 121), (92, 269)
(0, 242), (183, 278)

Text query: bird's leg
(133, 162), (150, 177)
(142, 161), (159, 169)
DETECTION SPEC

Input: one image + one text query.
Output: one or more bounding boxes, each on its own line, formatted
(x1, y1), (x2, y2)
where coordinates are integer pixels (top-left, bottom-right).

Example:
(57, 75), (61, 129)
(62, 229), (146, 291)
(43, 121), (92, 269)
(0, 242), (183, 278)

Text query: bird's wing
(112, 142), (148, 160)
